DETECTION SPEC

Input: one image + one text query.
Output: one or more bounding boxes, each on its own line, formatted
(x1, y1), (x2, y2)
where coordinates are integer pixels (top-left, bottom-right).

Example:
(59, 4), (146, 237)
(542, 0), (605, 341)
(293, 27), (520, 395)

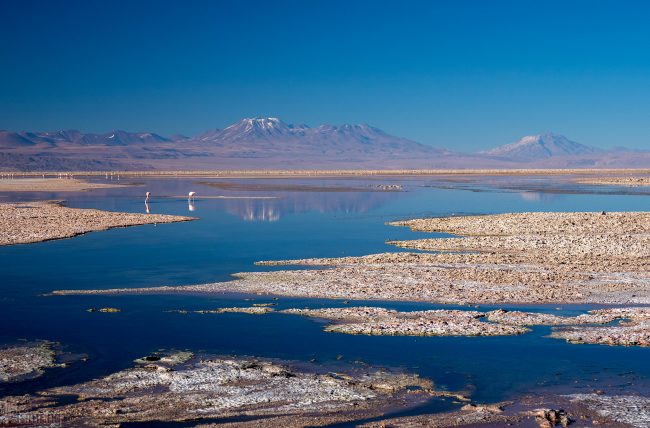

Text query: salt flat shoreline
(7, 189), (650, 426)
(3, 341), (646, 426)
(0, 351), (438, 427)
(0, 178), (123, 192)
(0, 201), (194, 246)
(52, 210), (650, 347)
(0, 342), (60, 383)
(4, 168), (650, 179)
(57, 211), (650, 304)
(575, 176), (650, 186)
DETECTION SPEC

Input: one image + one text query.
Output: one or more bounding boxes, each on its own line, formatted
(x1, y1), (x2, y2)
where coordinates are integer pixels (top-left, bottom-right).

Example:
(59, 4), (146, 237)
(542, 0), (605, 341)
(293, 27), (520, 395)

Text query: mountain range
(0, 118), (647, 170)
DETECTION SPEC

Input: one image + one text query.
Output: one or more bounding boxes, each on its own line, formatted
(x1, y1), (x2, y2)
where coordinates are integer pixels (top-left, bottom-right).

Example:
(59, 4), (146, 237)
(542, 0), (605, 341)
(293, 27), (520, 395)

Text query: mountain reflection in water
(518, 191), (561, 202)
(222, 190), (399, 222)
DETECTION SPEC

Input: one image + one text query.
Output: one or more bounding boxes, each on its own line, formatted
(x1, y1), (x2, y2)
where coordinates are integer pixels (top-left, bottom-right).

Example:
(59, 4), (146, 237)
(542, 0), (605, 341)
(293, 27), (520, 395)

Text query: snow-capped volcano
(215, 117), (307, 141)
(483, 133), (596, 161)
(194, 117), (444, 157)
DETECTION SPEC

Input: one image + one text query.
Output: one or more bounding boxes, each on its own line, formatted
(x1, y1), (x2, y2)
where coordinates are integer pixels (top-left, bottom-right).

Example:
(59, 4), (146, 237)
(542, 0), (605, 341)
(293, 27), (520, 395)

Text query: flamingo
(188, 191), (196, 201)
(145, 192), (151, 202)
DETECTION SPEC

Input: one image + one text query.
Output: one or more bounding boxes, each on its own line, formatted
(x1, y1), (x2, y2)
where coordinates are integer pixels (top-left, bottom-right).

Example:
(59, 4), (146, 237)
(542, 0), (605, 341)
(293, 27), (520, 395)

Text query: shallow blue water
(1, 176), (649, 408)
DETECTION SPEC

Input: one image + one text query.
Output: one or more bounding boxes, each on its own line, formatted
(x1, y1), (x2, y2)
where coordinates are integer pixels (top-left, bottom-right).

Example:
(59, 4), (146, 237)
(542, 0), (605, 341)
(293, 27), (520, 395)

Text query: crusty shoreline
(0, 342), (61, 383)
(6, 168), (650, 179)
(2, 345), (647, 426)
(575, 176), (650, 187)
(0, 178), (122, 192)
(186, 304), (650, 346)
(0, 201), (194, 246)
(360, 393), (650, 427)
(0, 352), (439, 427)
(281, 306), (627, 337)
(51, 210), (650, 346)
(52, 211), (650, 304)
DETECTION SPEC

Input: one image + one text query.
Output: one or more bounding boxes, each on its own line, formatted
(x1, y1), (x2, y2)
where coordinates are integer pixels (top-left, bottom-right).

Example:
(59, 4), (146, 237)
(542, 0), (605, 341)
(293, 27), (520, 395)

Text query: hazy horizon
(0, 117), (625, 153)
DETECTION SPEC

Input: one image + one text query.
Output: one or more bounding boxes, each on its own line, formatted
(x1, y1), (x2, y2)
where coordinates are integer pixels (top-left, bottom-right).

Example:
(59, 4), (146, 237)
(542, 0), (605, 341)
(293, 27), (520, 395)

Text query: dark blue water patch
(324, 396), (459, 428)
(2, 292), (650, 403)
(1, 177), (650, 415)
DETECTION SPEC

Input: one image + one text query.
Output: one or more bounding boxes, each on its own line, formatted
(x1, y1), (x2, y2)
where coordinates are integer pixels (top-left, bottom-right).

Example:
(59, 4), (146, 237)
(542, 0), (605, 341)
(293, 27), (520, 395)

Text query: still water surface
(1, 175), (649, 411)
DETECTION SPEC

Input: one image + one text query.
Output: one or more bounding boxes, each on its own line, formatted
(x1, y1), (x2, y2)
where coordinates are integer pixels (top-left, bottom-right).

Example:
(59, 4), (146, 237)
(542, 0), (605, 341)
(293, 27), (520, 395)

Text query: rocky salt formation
(358, 402), (572, 428)
(195, 307), (275, 315)
(283, 307), (529, 337)
(391, 211), (650, 236)
(87, 307), (121, 313)
(0, 201), (194, 245)
(167, 307), (275, 315)
(0, 342), (60, 383)
(590, 306), (650, 318)
(0, 353), (437, 426)
(550, 307), (650, 347)
(51, 211), (650, 345)
(281, 306), (635, 339)
(576, 176), (650, 187)
(553, 320), (650, 347)
(133, 351), (194, 366)
(361, 393), (645, 427)
(567, 394), (650, 427)
(551, 307), (650, 347)
(53, 207), (650, 303)
(485, 308), (619, 326)
(390, 212), (650, 271)
(54, 258), (631, 304)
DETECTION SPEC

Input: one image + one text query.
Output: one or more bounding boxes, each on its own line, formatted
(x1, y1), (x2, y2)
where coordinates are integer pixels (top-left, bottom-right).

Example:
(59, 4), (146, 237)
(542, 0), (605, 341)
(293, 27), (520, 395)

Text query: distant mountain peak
(3, 121), (650, 170)
(194, 117), (444, 156)
(237, 117), (282, 128)
(483, 133), (596, 161)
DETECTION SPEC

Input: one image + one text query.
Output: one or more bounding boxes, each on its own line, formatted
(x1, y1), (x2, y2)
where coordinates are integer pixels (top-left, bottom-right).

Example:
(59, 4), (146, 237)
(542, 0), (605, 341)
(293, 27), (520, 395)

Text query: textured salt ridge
(0, 353), (437, 426)
(0, 201), (194, 246)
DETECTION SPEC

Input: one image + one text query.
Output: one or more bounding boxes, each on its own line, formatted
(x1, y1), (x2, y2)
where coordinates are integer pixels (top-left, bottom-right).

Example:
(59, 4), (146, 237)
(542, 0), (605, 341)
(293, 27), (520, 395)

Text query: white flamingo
(188, 191), (196, 201)
(145, 192), (151, 202)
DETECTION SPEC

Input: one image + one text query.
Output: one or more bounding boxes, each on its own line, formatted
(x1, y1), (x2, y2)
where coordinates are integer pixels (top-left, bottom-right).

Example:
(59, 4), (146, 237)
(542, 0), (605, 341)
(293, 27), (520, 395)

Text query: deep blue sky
(2, 0), (650, 151)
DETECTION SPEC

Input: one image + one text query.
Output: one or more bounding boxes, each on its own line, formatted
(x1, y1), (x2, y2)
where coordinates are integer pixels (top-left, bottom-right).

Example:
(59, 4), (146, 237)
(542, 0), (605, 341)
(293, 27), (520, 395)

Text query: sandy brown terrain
(0, 178), (121, 192)
(0, 201), (194, 245)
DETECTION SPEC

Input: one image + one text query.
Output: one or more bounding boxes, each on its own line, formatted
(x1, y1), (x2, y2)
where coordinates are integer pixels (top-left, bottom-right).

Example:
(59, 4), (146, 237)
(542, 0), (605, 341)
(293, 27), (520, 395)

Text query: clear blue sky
(2, 0), (650, 151)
